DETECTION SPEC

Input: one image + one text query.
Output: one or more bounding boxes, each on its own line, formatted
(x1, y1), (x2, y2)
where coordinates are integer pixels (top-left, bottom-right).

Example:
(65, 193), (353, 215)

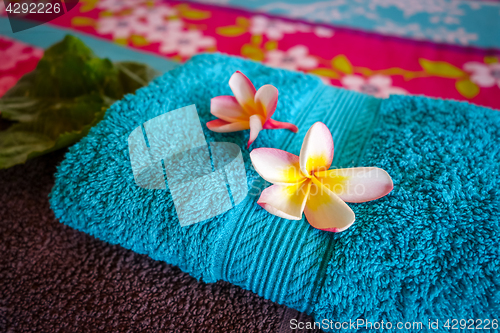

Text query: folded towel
(50, 54), (499, 331)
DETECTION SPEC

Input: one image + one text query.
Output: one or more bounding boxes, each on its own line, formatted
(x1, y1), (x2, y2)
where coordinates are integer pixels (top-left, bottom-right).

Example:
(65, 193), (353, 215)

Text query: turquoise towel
(50, 54), (499, 331)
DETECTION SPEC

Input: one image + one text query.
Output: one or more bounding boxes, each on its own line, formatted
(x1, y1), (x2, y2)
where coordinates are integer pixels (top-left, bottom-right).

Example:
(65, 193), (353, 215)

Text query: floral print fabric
(1, 0), (499, 109)
(0, 37), (43, 97)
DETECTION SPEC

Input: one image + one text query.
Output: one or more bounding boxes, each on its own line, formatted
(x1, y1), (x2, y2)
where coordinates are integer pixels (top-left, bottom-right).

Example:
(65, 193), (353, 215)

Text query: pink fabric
(0, 37), (43, 97)
(1, 0), (499, 110)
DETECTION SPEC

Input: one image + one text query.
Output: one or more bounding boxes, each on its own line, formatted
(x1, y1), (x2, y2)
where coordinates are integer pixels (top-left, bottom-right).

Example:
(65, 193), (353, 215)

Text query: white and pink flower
(207, 71), (298, 148)
(341, 74), (407, 98)
(463, 61), (500, 88)
(130, 4), (177, 22)
(97, 0), (147, 12)
(0, 41), (43, 71)
(265, 45), (318, 71)
(249, 15), (297, 40)
(96, 16), (144, 39)
(135, 19), (184, 43)
(250, 122), (393, 232)
(159, 29), (215, 57)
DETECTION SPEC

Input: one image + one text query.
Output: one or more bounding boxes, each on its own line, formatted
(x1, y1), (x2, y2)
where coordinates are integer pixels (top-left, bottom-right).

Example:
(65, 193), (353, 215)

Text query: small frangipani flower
(207, 71), (299, 148)
(250, 122), (393, 232)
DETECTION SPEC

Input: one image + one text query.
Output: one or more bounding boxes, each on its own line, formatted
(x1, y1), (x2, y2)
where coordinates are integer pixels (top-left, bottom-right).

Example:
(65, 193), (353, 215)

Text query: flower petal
(463, 61), (490, 75)
(263, 118), (298, 133)
(254, 84), (278, 120)
(383, 87), (407, 97)
(299, 122), (334, 177)
(206, 119), (249, 133)
(250, 148), (305, 185)
(229, 71), (257, 114)
(248, 114), (263, 148)
(257, 181), (311, 220)
(211, 96), (248, 122)
(304, 177), (355, 232)
(314, 167), (393, 203)
(288, 45), (308, 57)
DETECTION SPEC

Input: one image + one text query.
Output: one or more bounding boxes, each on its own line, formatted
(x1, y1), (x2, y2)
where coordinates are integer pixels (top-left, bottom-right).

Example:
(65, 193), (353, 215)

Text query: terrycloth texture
(0, 151), (323, 333)
(50, 54), (500, 332)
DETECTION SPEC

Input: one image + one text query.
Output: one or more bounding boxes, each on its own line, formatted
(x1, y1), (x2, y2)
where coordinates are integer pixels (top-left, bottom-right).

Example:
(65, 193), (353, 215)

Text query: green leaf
(0, 35), (159, 169)
(331, 55), (353, 74)
(216, 25), (247, 37)
(309, 68), (340, 79)
(455, 79), (480, 99)
(419, 59), (465, 78)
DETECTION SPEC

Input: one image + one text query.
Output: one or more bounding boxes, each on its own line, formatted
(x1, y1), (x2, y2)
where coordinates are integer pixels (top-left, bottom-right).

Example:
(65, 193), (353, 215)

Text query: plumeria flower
(249, 15), (297, 40)
(341, 74), (407, 98)
(159, 30), (215, 57)
(250, 122), (393, 232)
(463, 61), (500, 88)
(207, 71), (299, 148)
(265, 45), (318, 71)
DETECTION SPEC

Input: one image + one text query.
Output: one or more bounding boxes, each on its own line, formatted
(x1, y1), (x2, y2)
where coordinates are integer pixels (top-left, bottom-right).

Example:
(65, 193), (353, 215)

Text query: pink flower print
(0, 76), (18, 97)
(134, 19), (184, 43)
(265, 45), (318, 71)
(131, 4), (177, 22)
(463, 61), (500, 88)
(97, 0), (146, 12)
(96, 16), (144, 39)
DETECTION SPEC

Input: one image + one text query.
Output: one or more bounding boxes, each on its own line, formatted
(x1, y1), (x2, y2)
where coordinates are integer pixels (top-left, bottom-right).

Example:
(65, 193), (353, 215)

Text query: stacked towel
(50, 54), (499, 332)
